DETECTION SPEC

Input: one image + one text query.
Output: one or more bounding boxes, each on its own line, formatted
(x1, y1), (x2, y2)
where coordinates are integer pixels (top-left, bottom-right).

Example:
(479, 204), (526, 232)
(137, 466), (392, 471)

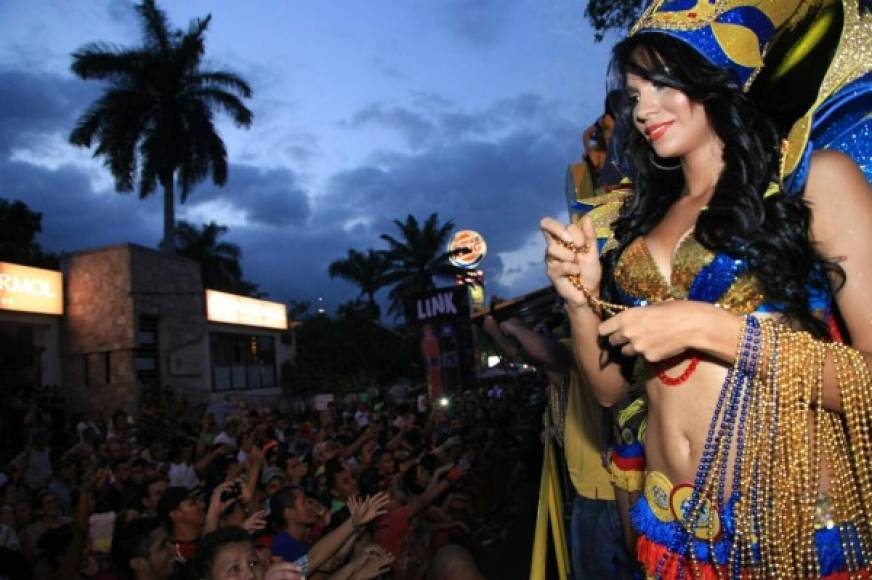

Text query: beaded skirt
(631, 483), (869, 579)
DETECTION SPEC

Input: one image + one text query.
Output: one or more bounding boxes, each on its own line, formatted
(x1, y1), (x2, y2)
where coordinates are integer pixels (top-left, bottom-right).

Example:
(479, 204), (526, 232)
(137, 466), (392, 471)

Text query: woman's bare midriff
(642, 321), (831, 494)
(643, 355), (733, 488)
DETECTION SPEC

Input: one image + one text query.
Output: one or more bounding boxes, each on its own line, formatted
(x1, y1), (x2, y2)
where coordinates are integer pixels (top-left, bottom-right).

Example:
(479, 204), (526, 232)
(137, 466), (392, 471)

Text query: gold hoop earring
(648, 152), (681, 171)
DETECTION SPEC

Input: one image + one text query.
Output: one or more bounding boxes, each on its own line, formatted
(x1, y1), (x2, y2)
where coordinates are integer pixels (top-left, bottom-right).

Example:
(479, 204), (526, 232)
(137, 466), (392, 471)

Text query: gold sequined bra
(611, 233), (770, 314)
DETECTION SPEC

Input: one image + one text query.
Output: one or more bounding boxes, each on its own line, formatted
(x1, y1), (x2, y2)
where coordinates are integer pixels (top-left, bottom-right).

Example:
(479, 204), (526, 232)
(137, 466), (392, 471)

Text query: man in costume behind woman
(542, 0), (872, 577)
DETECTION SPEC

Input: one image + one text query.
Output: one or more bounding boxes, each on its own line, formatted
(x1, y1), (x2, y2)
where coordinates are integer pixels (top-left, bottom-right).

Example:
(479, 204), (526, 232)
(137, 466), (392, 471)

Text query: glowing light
(448, 230), (487, 269)
(0, 262), (63, 315)
(438, 397), (450, 408)
(487, 355), (501, 368)
(206, 289), (288, 330)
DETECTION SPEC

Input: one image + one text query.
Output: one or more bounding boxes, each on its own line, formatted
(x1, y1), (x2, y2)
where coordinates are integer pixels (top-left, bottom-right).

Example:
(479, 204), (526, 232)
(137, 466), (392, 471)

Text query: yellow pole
(530, 439), (551, 580)
(547, 441), (569, 580)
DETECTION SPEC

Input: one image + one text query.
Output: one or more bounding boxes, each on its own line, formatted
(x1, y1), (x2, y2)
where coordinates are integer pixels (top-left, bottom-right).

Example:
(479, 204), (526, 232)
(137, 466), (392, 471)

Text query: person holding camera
(156, 486), (206, 563)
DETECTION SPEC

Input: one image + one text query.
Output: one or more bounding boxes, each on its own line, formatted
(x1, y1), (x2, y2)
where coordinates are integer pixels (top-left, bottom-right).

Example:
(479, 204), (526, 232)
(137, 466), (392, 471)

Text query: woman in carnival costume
(542, 0), (872, 578)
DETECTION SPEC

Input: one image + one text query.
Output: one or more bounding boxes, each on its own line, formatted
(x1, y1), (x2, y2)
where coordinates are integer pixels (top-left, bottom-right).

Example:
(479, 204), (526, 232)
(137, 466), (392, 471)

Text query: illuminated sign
(206, 290), (288, 330)
(448, 230), (487, 269)
(408, 286), (470, 323)
(0, 262), (63, 315)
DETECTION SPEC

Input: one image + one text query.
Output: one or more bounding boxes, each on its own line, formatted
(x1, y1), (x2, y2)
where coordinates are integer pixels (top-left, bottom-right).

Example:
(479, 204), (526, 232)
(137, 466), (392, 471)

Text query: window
(104, 351), (111, 385)
(136, 315), (160, 386)
(210, 332), (276, 391)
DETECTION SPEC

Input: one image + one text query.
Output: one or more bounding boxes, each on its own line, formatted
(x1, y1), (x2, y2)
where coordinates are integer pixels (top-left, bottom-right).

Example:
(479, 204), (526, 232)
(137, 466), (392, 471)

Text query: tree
(585, 0), (647, 42)
(69, 0), (253, 254)
(327, 249), (390, 319)
(287, 299), (312, 322)
(0, 198), (59, 269)
(336, 298), (380, 321)
(175, 220), (260, 296)
(380, 213), (460, 319)
(286, 312), (416, 393)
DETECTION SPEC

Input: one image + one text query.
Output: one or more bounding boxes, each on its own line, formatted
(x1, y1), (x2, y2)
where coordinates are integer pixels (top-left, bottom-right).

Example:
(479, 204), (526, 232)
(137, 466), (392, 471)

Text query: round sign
(448, 230), (487, 269)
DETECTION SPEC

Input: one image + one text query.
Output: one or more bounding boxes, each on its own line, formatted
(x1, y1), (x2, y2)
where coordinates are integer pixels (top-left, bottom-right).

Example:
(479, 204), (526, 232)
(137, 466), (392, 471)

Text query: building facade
(0, 243), (293, 414)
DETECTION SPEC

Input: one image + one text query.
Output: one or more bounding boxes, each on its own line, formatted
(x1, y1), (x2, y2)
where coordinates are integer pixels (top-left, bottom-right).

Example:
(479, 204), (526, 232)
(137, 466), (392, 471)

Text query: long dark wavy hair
(602, 33), (843, 338)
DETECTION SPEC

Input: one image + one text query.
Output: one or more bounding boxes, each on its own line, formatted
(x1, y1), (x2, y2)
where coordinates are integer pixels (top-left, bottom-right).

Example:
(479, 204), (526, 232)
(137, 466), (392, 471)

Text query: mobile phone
(221, 483), (242, 502)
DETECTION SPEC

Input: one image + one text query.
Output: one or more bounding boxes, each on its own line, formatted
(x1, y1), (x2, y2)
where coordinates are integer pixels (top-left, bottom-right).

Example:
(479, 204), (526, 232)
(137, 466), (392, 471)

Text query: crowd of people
(0, 379), (542, 580)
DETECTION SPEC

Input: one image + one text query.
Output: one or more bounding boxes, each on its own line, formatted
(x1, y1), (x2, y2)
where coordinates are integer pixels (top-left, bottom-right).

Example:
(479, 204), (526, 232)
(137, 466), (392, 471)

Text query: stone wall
(63, 245), (134, 354)
(61, 244), (209, 413)
(62, 245), (136, 412)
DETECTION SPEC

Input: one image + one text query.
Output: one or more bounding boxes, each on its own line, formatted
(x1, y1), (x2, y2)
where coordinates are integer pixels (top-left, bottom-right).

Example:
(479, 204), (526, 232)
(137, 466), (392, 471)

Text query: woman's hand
(540, 215), (601, 310)
(598, 300), (740, 362)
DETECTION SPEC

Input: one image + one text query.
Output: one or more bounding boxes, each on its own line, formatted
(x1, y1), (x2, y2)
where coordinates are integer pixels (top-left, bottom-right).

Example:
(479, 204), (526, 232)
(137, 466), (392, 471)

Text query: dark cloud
(439, 94), (553, 140)
(0, 68), (163, 251)
(0, 150), (345, 307)
(105, 0), (138, 26)
(0, 158), (162, 253)
(487, 94), (549, 123)
(349, 104), (435, 149)
(437, 0), (514, 47)
(321, 117), (577, 305)
(327, 91), (579, 305)
(371, 57), (406, 80)
(228, 106), (577, 308)
(347, 93), (558, 149)
(232, 226), (364, 307)
(185, 164), (311, 227)
(0, 69), (98, 155)
(326, 128), (572, 248)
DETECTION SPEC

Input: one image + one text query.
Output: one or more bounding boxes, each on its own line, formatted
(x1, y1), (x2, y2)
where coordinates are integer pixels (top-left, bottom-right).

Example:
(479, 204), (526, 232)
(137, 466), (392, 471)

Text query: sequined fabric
(612, 234), (767, 314)
(629, 0), (813, 88)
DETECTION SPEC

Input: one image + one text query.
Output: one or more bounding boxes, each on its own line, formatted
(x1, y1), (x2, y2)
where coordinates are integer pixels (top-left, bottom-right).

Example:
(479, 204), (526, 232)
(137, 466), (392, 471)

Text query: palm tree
(380, 213), (460, 318)
(175, 220), (259, 296)
(69, 0), (253, 254)
(328, 249), (390, 317)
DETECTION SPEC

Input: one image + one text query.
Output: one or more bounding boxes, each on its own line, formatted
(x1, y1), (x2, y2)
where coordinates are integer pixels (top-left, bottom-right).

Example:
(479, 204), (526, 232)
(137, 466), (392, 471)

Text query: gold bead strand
(807, 337), (825, 579)
(756, 322), (780, 578)
(836, 345), (872, 570)
(830, 347), (861, 574)
(555, 238), (629, 316)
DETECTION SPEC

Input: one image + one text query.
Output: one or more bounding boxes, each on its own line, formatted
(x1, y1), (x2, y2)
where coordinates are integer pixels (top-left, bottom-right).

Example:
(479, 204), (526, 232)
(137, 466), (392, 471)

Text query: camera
(220, 482), (242, 502)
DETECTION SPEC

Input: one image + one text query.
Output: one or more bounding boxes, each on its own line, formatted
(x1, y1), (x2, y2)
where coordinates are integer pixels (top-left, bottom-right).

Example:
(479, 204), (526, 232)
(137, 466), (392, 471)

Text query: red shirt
(174, 538), (198, 562)
(373, 505), (413, 575)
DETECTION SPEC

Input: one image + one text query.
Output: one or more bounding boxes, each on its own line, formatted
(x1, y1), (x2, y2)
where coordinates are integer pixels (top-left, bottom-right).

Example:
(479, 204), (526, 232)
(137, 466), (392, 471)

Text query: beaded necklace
(655, 316), (761, 579)
(686, 321), (872, 578)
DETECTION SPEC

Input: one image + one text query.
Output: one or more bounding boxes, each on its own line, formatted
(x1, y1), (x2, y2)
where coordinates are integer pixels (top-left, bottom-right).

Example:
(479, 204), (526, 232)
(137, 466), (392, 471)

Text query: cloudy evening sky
(1, 0), (615, 316)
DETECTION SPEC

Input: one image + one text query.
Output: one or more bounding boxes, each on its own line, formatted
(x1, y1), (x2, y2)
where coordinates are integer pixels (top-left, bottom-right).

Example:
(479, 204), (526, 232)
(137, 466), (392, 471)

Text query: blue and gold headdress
(630, 0), (872, 188)
(630, 0), (812, 89)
